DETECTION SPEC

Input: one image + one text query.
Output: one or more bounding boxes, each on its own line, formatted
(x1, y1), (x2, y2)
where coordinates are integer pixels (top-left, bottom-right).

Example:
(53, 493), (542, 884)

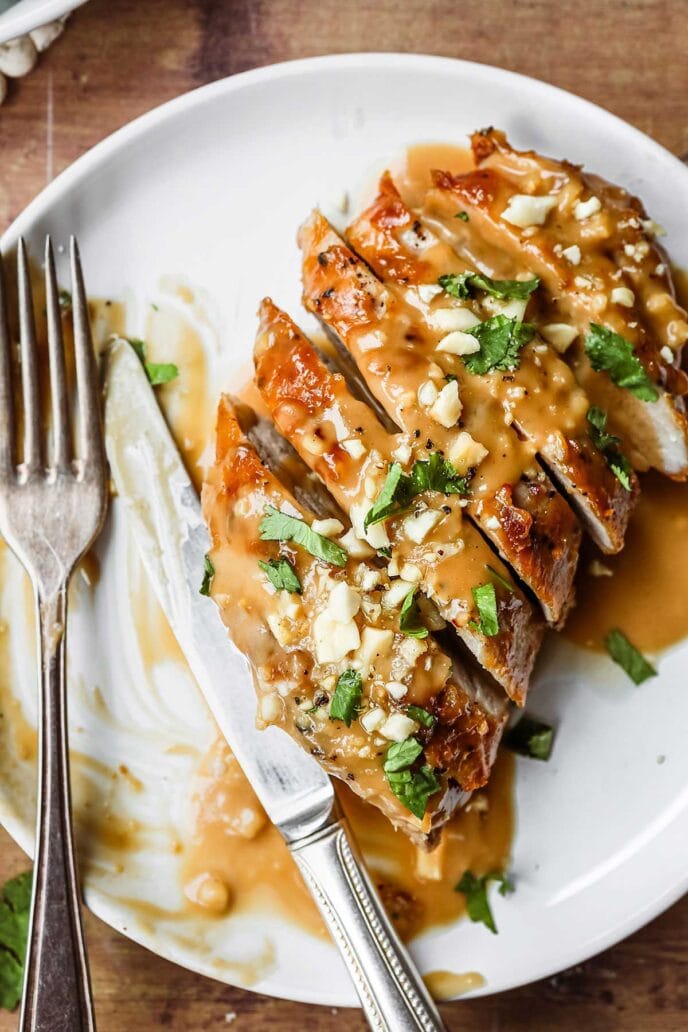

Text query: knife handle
(289, 815), (448, 1032)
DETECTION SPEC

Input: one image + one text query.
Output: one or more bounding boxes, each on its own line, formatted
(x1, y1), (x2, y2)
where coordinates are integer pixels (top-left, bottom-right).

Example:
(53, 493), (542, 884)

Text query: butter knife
(103, 338), (447, 1032)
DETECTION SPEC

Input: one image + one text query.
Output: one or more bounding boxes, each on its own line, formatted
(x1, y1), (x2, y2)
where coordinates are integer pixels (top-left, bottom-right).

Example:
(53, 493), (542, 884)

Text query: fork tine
(70, 237), (103, 466)
(0, 252), (16, 473)
(17, 238), (43, 472)
(44, 237), (71, 470)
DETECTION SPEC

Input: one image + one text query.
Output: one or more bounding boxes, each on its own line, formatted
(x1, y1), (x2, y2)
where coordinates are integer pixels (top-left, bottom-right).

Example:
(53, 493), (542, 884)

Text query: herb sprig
(259, 506), (348, 567)
(399, 588), (429, 639)
(365, 454), (470, 529)
(469, 582), (499, 637)
(0, 870), (32, 1010)
(584, 324), (658, 402)
(330, 670), (362, 726)
(129, 337), (179, 386)
(604, 628), (657, 684)
(258, 557), (302, 593)
(503, 716), (555, 761)
(455, 869), (514, 934)
(439, 272), (540, 302)
(462, 315), (535, 375)
(200, 554), (215, 596)
(383, 738), (440, 819)
(587, 407), (633, 491)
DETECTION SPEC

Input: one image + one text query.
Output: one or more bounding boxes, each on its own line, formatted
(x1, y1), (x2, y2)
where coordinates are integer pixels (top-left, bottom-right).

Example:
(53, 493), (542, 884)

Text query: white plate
(1, 54), (688, 1007)
(0, 0), (87, 45)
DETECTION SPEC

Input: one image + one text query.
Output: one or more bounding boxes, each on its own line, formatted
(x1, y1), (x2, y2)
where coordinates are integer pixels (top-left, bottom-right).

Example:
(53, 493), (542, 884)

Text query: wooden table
(1, 1), (687, 1028)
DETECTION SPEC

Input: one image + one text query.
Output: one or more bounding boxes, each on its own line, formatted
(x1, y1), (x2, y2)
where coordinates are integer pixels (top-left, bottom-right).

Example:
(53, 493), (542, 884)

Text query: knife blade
(103, 337), (334, 843)
(103, 336), (446, 1032)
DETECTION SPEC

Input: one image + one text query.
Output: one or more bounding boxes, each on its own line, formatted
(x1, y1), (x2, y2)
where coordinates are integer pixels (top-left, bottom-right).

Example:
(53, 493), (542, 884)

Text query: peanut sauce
(563, 472), (688, 652)
(1, 152), (683, 983)
(182, 736), (514, 942)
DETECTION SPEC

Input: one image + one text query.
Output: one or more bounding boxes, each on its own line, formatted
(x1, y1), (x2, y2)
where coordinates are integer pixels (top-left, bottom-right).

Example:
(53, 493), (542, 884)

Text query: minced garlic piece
(448, 431), (488, 474)
(501, 193), (557, 228)
(574, 196), (601, 220)
(610, 286), (635, 307)
(430, 379), (462, 428)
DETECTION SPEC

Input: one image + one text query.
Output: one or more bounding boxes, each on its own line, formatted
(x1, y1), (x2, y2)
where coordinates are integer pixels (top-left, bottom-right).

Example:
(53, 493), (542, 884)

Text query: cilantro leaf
(330, 670), (362, 726)
(145, 362), (179, 386)
(470, 582), (499, 637)
(128, 337), (179, 386)
(383, 739), (439, 819)
(365, 455), (470, 528)
(259, 506), (348, 567)
(399, 588), (429, 639)
(455, 869), (514, 934)
(386, 766), (441, 820)
(586, 407), (633, 491)
(503, 716), (555, 761)
(604, 628), (657, 684)
(438, 272), (471, 300)
(199, 554), (215, 596)
(0, 870), (32, 1011)
(463, 315), (535, 374)
(455, 211), (470, 222)
(258, 557), (302, 594)
(408, 452), (470, 496)
(384, 737), (423, 773)
(585, 324), (659, 402)
(405, 705), (436, 729)
(438, 272), (539, 302)
(364, 463), (408, 528)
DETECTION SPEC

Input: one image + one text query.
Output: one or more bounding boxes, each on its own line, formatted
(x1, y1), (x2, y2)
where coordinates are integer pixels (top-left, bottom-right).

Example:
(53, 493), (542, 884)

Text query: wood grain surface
(1, 1), (687, 1028)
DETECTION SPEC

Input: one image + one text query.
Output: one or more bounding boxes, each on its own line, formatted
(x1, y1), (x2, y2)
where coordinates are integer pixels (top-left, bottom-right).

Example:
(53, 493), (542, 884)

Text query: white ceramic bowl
(1, 54), (687, 1006)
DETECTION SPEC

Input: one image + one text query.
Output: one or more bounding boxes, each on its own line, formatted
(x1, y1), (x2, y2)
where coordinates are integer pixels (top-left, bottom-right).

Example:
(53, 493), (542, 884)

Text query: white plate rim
(2, 52), (688, 1004)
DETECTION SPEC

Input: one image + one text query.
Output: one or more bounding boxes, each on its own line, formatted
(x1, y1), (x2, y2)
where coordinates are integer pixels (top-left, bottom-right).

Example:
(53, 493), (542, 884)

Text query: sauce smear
(183, 741), (514, 942)
(395, 143), (473, 209)
(564, 473), (688, 652)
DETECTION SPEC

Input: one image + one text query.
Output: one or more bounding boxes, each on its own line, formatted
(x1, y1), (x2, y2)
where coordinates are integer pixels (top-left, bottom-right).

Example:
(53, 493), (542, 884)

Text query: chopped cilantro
(58, 288), (72, 310)
(399, 588), (429, 639)
(364, 462), (407, 528)
(365, 455), (469, 529)
(145, 362), (179, 386)
(128, 337), (179, 386)
(199, 554), (215, 596)
(383, 738), (439, 819)
(258, 557), (302, 593)
(455, 869), (513, 934)
(463, 315), (535, 374)
(469, 582), (499, 637)
(455, 211), (470, 222)
(586, 406), (633, 491)
(384, 737), (423, 772)
(0, 870), (32, 1010)
(330, 670), (362, 726)
(604, 628), (657, 684)
(584, 324), (658, 402)
(405, 705), (436, 729)
(259, 506), (348, 567)
(408, 452), (471, 496)
(438, 272), (539, 302)
(503, 716), (555, 761)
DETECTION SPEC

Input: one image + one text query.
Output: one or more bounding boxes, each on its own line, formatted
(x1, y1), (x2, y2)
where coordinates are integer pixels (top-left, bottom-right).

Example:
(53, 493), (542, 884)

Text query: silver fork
(0, 237), (107, 1032)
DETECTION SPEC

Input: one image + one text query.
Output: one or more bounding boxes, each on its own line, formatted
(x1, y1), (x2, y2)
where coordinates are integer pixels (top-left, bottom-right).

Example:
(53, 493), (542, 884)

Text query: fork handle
(290, 814), (447, 1032)
(20, 583), (96, 1032)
